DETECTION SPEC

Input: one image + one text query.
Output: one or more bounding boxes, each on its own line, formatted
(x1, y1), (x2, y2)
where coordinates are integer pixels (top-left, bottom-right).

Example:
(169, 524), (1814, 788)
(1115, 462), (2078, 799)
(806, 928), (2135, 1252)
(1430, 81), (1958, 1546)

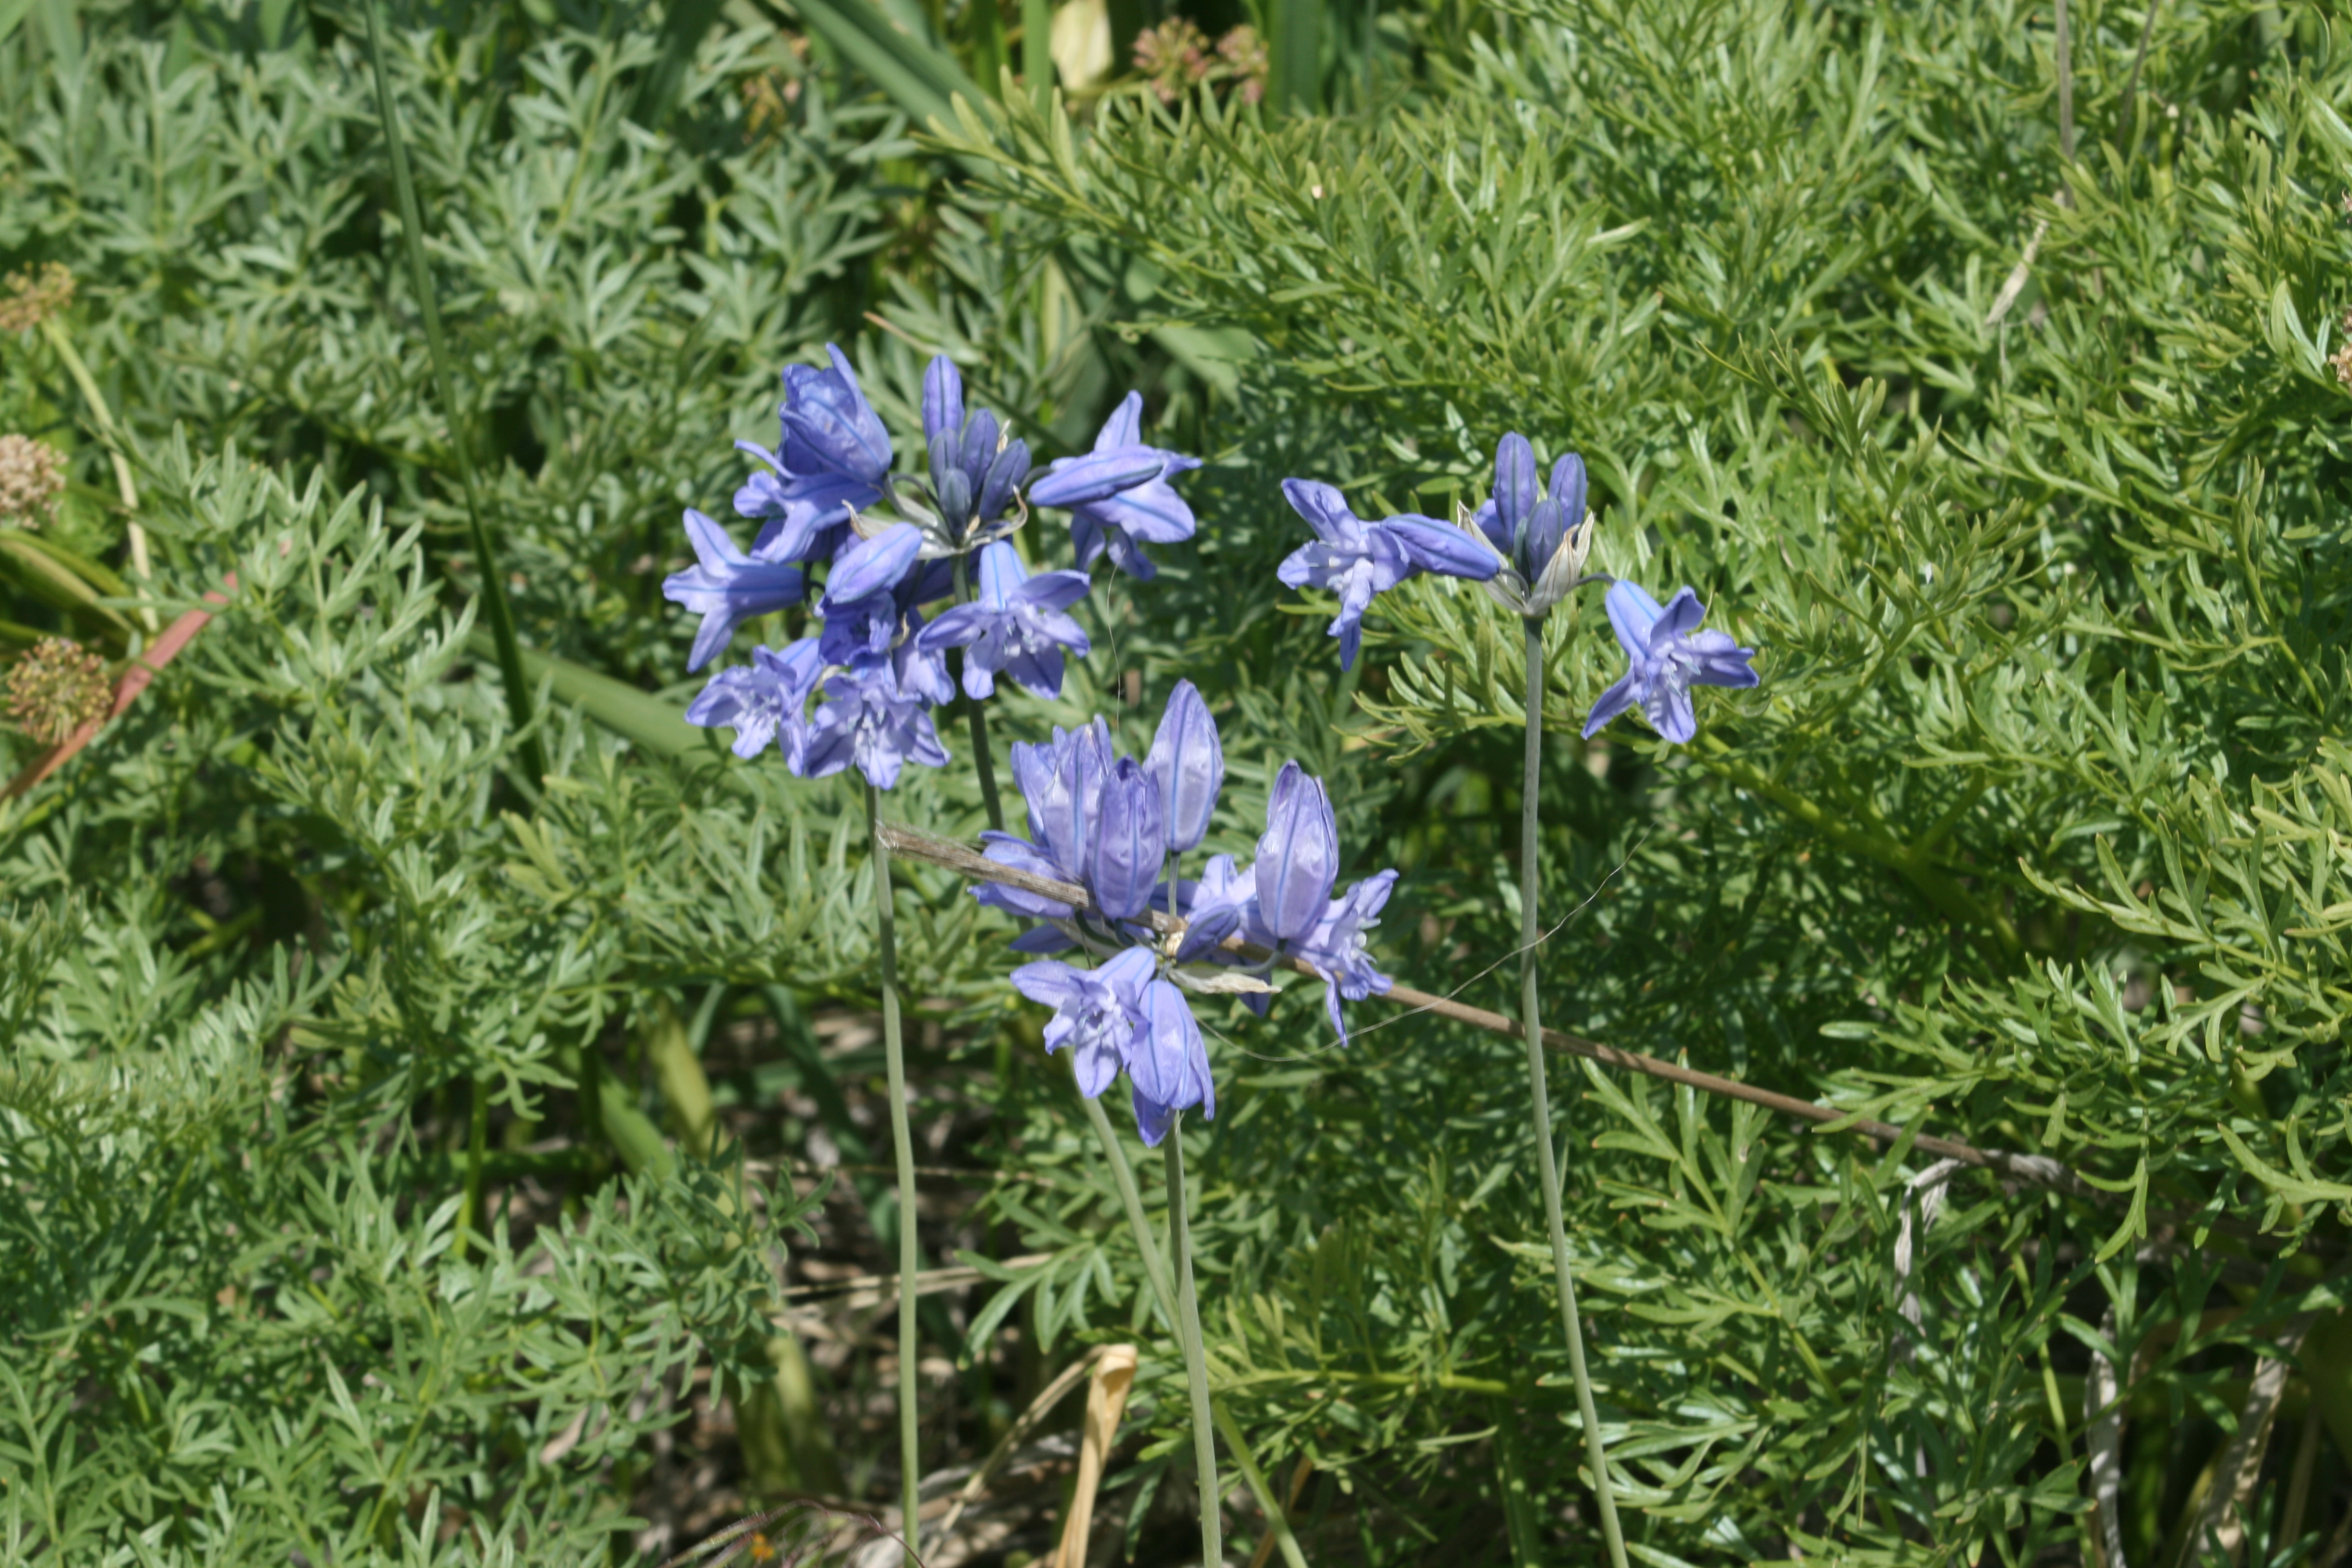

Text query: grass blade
(361, 0), (550, 792)
(789, 0), (985, 128)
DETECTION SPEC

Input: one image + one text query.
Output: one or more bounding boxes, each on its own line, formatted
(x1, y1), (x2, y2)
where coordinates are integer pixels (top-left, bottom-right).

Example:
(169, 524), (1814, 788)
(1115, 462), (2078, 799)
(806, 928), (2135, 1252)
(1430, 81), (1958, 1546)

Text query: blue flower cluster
(668, 350), (1763, 1151)
(670, 347), (1200, 789)
(1280, 434), (1760, 738)
(973, 681), (1397, 1142)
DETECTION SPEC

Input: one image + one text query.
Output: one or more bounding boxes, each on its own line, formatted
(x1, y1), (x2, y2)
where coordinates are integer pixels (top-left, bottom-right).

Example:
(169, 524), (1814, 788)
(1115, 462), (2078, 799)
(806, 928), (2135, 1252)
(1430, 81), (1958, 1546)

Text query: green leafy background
(5, 0), (2352, 1561)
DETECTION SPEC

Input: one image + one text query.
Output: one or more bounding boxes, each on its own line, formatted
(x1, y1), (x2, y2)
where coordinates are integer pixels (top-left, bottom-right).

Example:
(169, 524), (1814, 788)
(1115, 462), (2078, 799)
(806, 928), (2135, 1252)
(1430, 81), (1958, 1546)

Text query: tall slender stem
(869, 783), (923, 1553)
(456, 1073), (489, 1260)
(1080, 1096), (1177, 1318)
(1518, 613), (1627, 1568)
(35, 319), (152, 630)
(953, 557), (1008, 834)
(361, 0), (547, 791)
(1163, 1121), (1225, 1568)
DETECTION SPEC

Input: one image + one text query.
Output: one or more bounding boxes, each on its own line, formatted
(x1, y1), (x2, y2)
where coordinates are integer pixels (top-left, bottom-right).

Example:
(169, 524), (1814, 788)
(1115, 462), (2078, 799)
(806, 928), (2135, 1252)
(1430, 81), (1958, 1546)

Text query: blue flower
(731, 345), (894, 566)
(973, 719), (1115, 921)
(816, 527), (956, 672)
(1581, 581), (1760, 745)
(783, 345), (892, 493)
(684, 638), (825, 763)
(923, 357), (1030, 546)
(1012, 947), (1157, 1098)
(1089, 756), (1166, 922)
(1168, 852), (1255, 961)
(731, 454), (871, 569)
(800, 653), (950, 790)
(1277, 479), (1498, 669)
(1290, 869), (1399, 1045)
(664, 509), (808, 672)
(915, 541), (1093, 700)
(1253, 759), (1339, 946)
(1130, 979), (1215, 1145)
(1145, 679), (1223, 855)
(1463, 434), (1595, 618)
(1028, 393), (1201, 581)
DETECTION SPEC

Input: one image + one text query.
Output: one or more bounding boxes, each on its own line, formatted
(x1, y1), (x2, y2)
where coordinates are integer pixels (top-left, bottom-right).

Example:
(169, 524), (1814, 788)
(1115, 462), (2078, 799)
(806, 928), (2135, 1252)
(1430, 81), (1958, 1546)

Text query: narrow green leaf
(790, 0), (984, 129)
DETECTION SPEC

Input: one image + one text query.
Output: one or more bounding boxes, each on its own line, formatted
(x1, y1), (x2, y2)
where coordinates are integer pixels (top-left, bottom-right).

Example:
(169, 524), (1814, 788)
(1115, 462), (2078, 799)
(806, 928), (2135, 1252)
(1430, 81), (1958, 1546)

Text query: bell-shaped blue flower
(800, 654), (950, 790)
(1130, 979), (1215, 1145)
(817, 536), (956, 672)
(731, 454), (870, 568)
(828, 523), (925, 604)
(664, 509), (808, 671)
(915, 541), (1093, 700)
(1089, 757), (1166, 921)
(1146, 679), (1223, 855)
(729, 345), (893, 568)
(1581, 581), (1760, 745)
(923, 356), (1030, 546)
(1013, 946), (1156, 1098)
(1028, 393), (1201, 581)
(973, 719), (1116, 921)
(782, 345), (892, 494)
(684, 637), (826, 764)
(1276, 479), (1498, 669)
(1253, 760), (1339, 946)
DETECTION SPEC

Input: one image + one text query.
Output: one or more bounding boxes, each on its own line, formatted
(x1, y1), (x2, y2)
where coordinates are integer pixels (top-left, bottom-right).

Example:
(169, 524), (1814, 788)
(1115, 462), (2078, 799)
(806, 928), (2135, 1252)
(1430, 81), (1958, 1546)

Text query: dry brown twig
(873, 820), (2095, 1198)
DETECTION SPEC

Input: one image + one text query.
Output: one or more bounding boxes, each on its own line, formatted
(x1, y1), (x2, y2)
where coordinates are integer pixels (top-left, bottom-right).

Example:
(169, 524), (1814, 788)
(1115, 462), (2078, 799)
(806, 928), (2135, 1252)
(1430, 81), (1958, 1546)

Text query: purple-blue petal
(1384, 517), (1502, 581)
(828, 523), (924, 604)
(1030, 449), (1171, 508)
(1604, 580), (1667, 656)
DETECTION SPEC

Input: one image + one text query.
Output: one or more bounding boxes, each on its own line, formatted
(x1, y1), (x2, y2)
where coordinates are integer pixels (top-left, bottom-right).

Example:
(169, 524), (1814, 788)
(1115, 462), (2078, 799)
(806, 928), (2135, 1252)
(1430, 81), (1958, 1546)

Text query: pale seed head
(8, 636), (112, 746)
(0, 434), (68, 528)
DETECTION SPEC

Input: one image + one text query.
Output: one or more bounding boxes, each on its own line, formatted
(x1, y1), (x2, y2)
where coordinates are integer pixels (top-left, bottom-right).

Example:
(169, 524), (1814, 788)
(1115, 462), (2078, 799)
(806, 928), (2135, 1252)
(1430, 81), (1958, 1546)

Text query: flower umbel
(8, 636), (110, 745)
(0, 434), (68, 529)
(1581, 580), (1760, 745)
(0, 264), (74, 335)
(1462, 433), (1595, 618)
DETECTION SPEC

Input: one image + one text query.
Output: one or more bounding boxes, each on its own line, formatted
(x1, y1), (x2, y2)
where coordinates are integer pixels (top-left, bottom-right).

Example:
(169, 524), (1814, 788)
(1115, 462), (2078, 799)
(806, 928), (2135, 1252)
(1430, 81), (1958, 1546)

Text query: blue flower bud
(1131, 978), (1215, 1145)
(1255, 760), (1338, 946)
(1010, 720), (1113, 881)
(1494, 431), (1537, 552)
(1089, 756), (1166, 921)
(1146, 679), (1223, 854)
(923, 355), (964, 457)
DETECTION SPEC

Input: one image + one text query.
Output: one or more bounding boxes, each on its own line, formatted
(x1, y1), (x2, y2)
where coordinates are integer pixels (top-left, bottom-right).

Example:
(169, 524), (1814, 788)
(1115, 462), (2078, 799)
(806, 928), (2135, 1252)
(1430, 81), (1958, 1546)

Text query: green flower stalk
(1518, 610), (1627, 1568)
(868, 782), (924, 1550)
(1162, 1114), (1224, 1567)
(1463, 434), (1628, 1568)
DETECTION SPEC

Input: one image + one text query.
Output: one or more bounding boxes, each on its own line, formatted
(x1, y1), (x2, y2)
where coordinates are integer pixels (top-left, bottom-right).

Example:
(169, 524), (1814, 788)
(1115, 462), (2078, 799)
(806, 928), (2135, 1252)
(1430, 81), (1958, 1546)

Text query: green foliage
(15, 0), (2352, 1561)
(923, 0), (2352, 1558)
(2, 445), (822, 1559)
